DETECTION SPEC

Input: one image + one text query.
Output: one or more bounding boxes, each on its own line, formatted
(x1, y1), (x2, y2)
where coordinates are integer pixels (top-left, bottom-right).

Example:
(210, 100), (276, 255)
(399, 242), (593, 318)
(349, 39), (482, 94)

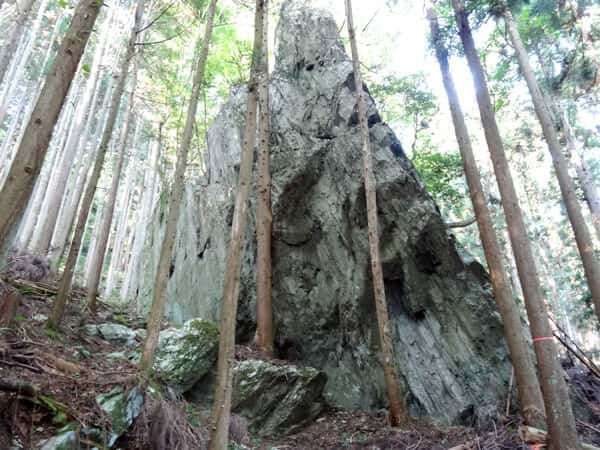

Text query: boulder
(136, 0), (512, 425)
(38, 430), (78, 450)
(233, 360), (326, 435)
(152, 318), (219, 393)
(96, 386), (144, 447)
(82, 323), (138, 345)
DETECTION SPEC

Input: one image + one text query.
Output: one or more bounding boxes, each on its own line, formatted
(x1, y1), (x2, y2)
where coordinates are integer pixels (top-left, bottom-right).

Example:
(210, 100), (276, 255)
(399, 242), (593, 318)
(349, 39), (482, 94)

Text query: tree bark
(0, 287), (20, 327)
(139, 0), (219, 372)
(16, 24), (78, 249)
(81, 198), (104, 283)
(207, 3), (261, 448)
(0, 0), (101, 263)
(0, 0), (53, 127)
(561, 113), (600, 241)
(254, 0), (273, 357)
(120, 126), (161, 301)
(17, 101), (71, 248)
(452, 1), (579, 448)
(47, 0), (144, 329)
(1, 2), (63, 170)
(0, 85), (31, 184)
(31, 8), (114, 256)
(87, 79), (137, 311)
(106, 151), (137, 298)
(345, 0), (407, 427)
(48, 76), (113, 270)
(503, 7), (600, 326)
(428, 6), (545, 427)
(0, 0), (36, 86)
(107, 120), (144, 302)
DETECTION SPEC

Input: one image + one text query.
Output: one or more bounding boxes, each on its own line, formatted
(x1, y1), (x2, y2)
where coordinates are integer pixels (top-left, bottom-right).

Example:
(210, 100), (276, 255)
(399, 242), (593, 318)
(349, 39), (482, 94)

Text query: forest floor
(1, 279), (599, 449)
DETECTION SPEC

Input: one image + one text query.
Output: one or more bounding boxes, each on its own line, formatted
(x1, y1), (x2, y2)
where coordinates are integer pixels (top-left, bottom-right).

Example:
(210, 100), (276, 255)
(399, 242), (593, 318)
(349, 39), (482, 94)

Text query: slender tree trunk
(0, 35), (27, 114)
(18, 116), (67, 248)
(87, 82), (137, 310)
(0, 78), (48, 179)
(16, 10), (73, 248)
(106, 150), (137, 298)
(0, 0), (101, 263)
(504, 7), (600, 325)
(427, 6), (545, 427)
(82, 198), (104, 281)
(0, 287), (20, 328)
(0, 0), (52, 127)
(121, 127), (161, 301)
(0, 88), (29, 183)
(47, 15), (127, 269)
(139, 0), (218, 372)
(109, 120), (144, 298)
(31, 8), (113, 256)
(452, 1), (579, 448)
(49, 76), (113, 269)
(1, 2), (63, 157)
(561, 113), (600, 241)
(207, 5), (264, 450)
(344, 0), (407, 427)
(512, 150), (567, 329)
(47, 0), (144, 328)
(0, 0), (36, 86)
(82, 103), (142, 293)
(254, 0), (273, 357)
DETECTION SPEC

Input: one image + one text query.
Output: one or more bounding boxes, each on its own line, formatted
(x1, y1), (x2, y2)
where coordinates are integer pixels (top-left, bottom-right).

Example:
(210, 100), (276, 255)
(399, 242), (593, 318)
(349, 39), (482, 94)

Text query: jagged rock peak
(274, 0), (347, 74)
(137, 1), (512, 427)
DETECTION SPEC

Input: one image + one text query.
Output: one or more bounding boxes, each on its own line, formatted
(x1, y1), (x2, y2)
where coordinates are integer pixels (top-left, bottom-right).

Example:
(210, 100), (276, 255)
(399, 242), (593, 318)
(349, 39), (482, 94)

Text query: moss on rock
(152, 318), (219, 393)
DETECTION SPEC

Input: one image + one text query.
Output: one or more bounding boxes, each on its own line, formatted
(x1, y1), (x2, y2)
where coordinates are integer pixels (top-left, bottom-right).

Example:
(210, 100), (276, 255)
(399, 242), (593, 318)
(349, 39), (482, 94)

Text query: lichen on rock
(152, 318), (219, 393)
(96, 385), (144, 446)
(233, 359), (327, 435)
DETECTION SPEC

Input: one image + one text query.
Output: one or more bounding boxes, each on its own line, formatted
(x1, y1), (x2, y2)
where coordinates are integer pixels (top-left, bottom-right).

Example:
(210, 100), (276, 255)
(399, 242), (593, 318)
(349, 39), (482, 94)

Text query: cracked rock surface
(136, 0), (512, 425)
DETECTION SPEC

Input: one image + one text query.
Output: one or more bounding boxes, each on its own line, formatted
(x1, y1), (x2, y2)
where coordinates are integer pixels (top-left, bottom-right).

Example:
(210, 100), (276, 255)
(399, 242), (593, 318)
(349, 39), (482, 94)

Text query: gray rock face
(82, 323), (138, 345)
(152, 318), (219, 393)
(136, 0), (511, 425)
(96, 386), (144, 447)
(38, 431), (78, 450)
(233, 360), (326, 435)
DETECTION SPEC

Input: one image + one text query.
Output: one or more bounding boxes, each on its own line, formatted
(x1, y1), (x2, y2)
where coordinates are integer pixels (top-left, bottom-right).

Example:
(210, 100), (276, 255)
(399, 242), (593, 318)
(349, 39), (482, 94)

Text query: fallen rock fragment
(233, 359), (327, 435)
(152, 318), (219, 393)
(96, 385), (144, 446)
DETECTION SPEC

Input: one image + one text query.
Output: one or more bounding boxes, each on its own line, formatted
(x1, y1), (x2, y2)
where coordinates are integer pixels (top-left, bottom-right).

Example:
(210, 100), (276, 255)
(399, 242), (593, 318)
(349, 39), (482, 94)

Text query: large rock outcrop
(136, 0), (512, 425)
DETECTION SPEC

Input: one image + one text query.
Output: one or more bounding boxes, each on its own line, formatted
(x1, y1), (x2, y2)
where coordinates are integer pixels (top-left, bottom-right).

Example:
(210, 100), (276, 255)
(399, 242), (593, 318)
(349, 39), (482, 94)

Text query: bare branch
(136, 1), (174, 34)
(446, 217), (477, 228)
(135, 29), (185, 46)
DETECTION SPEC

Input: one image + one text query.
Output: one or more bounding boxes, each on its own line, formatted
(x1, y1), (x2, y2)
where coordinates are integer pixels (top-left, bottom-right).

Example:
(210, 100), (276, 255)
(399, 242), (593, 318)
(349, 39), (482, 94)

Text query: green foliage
(412, 148), (466, 207)
(45, 327), (62, 340)
(35, 395), (72, 426)
(370, 73), (438, 127)
(135, 0), (252, 169)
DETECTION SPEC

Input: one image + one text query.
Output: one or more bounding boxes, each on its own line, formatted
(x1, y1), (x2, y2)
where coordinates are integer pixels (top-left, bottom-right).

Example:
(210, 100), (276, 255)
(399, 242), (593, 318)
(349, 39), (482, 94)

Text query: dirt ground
(1, 280), (599, 449)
